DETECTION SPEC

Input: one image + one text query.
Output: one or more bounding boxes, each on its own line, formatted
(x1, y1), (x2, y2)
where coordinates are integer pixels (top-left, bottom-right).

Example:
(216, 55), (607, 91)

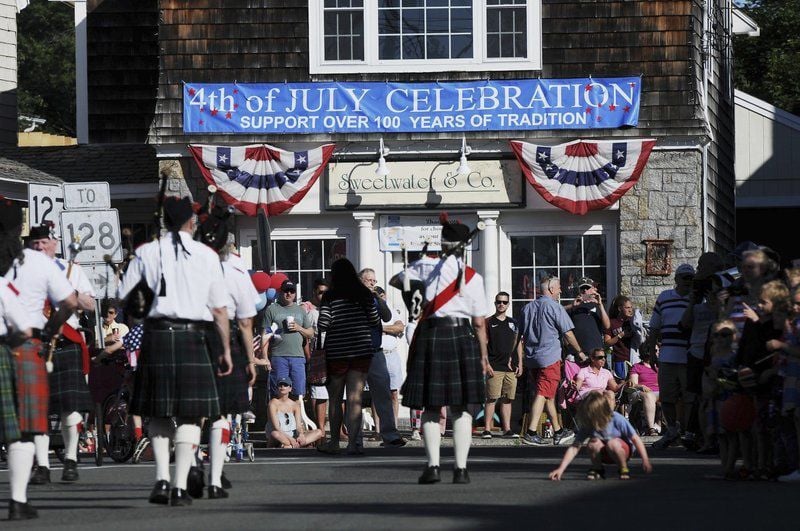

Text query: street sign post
(63, 182), (111, 210)
(27, 183), (65, 235)
(60, 209), (123, 264)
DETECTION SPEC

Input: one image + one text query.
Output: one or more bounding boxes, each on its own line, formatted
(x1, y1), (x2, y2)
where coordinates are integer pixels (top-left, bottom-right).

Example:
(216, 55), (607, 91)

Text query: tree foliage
(17, 0), (75, 136)
(734, 0), (800, 115)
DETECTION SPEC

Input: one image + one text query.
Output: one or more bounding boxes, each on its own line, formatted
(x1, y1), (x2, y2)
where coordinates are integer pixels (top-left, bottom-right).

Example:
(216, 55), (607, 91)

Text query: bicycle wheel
(94, 403), (104, 466)
(103, 394), (135, 463)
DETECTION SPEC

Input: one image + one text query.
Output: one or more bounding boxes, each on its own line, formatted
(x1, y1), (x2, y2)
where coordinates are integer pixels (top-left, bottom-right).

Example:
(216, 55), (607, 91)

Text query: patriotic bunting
(510, 138), (656, 215)
(189, 143), (336, 216)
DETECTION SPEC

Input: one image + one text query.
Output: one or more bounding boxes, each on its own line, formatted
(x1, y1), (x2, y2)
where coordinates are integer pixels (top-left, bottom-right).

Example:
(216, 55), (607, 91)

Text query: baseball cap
(277, 376), (293, 387)
(280, 280), (296, 292)
(675, 263), (696, 277)
(577, 277), (594, 289)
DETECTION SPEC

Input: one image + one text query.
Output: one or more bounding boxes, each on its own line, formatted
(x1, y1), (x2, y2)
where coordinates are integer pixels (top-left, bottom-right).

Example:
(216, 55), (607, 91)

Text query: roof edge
(735, 89), (800, 132)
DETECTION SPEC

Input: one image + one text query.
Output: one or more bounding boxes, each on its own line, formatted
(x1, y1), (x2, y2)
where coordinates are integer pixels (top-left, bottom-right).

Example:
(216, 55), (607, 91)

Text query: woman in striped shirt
(317, 258), (381, 455)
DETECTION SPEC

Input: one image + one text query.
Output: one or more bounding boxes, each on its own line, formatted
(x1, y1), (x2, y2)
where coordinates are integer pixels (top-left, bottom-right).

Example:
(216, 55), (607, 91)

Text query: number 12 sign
(27, 183), (65, 235)
(60, 209), (123, 264)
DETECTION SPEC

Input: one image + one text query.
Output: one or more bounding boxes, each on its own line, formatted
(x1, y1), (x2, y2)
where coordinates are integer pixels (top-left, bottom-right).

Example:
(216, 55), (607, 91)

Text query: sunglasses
(283, 290), (296, 294)
(593, 356), (606, 361)
(712, 330), (734, 338)
(579, 286), (591, 292)
(284, 412), (291, 426)
(277, 382), (291, 388)
(494, 300), (509, 305)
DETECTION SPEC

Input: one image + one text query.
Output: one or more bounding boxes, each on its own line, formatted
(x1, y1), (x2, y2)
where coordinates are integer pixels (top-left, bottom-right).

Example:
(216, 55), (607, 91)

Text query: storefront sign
(183, 78), (642, 134)
(379, 215), (479, 252)
(326, 159), (523, 210)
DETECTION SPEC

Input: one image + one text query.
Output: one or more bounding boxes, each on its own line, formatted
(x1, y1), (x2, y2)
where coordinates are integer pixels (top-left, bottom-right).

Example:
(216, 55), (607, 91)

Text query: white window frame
(308, 0), (542, 74)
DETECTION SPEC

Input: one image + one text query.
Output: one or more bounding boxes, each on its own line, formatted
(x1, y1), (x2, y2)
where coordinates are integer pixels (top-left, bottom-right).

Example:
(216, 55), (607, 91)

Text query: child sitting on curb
(549, 391), (652, 480)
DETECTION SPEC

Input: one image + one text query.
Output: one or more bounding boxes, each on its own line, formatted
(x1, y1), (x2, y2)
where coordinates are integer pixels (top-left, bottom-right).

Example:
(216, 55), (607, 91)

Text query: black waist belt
(146, 318), (208, 332)
(425, 317), (470, 328)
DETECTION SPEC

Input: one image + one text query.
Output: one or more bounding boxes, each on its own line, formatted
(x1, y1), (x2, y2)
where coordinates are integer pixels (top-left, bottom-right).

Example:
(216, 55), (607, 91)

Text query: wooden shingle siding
(0, 1), (16, 147)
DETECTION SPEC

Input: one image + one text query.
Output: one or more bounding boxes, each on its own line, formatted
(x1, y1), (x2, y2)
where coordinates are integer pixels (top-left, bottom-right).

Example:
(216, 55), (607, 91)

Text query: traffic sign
(60, 209), (123, 264)
(83, 262), (119, 299)
(63, 182), (111, 210)
(27, 183), (64, 234)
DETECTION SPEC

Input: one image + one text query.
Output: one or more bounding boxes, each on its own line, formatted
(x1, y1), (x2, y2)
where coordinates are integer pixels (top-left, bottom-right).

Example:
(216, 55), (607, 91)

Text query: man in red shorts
(520, 276), (585, 446)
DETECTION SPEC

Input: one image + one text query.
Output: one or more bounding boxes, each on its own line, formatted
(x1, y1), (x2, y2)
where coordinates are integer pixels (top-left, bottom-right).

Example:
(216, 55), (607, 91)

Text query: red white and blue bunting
(189, 143), (335, 216)
(510, 138), (656, 215)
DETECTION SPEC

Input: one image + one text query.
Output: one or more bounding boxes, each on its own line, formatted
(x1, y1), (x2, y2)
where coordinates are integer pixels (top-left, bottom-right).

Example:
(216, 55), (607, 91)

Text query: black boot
(170, 488), (193, 506)
(221, 471), (232, 489)
(61, 459), (79, 482)
(207, 485), (229, 499)
(453, 468), (471, 484)
(8, 499), (38, 520)
(148, 480), (170, 505)
(418, 466), (441, 484)
(29, 465), (50, 485)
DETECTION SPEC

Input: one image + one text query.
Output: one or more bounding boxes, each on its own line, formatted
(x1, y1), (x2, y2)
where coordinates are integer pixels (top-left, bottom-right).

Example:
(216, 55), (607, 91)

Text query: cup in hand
(284, 315), (295, 333)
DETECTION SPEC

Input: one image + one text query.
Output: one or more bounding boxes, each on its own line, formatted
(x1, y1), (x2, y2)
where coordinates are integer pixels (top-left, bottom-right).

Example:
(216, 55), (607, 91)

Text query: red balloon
(269, 272), (288, 290)
(250, 272), (271, 293)
(720, 393), (756, 433)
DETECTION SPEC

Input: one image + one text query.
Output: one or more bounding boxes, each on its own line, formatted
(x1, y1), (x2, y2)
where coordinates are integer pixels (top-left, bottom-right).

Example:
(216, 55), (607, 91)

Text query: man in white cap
(648, 263), (695, 449)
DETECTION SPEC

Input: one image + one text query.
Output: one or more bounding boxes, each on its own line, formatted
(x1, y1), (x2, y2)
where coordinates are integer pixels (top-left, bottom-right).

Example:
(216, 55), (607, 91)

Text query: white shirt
(4, 249), (75, 329)
(222, 257), (259, 321)
(0, 278), (34, 336)
(54, 258), (96, 329)
(399, 255), (490, 319)
(118, 231), (228, 321)
(381, 304), (404, 351)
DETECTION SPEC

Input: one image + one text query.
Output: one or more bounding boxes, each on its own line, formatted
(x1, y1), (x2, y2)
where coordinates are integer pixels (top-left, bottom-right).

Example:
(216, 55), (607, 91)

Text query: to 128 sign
(59, 209), (123, 263)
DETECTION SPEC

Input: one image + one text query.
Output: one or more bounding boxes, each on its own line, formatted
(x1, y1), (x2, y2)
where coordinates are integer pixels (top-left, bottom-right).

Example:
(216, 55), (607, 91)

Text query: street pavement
(1, 440), (797, 530)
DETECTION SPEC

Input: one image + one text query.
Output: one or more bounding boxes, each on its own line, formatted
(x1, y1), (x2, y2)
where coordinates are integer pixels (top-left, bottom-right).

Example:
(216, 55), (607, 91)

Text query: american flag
(189, 143), (335, 216)
(123, 323), (144, 369)
(510, 139), (655, 215)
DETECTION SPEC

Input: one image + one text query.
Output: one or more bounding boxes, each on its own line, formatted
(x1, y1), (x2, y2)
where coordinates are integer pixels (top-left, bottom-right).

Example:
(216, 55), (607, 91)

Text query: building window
(309, 0), (542, 73)
(250, 238), (347, 301)
(509, 234), (607, 313)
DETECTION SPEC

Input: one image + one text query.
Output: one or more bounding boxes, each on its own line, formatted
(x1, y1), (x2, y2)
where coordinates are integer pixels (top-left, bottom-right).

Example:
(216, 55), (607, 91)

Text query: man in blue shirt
(520, 277), (585, 446)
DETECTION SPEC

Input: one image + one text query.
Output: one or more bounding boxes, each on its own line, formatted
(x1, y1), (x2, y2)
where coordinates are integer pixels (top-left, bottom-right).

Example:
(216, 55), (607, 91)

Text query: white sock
(174, 424), (201, 491)
(209, 418), (228, 488)
(421, 409), (442, 467)
(34, 434), (49, 469)
(8, 441), (35, 503)
(451, 407), (473, 469)
(148, 418), (175, 483)
(61, 412), (82, 462)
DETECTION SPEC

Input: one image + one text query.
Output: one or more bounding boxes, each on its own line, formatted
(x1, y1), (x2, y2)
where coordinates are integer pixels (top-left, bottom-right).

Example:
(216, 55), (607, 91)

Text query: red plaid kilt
(401, 319), (485, 409)
(0, 344), (21, 444)
(12, 339), (49, 434)
(214, 323), (250, 415)
(49, 342), (93, 414)
(131, 324), (220, 418)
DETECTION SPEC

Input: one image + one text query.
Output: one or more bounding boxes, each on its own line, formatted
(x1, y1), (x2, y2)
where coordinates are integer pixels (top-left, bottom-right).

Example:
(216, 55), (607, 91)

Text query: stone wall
(618, 149), (703, 313)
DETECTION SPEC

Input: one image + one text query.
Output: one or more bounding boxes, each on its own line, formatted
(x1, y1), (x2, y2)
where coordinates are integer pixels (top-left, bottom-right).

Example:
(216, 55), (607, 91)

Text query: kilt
(49, 342), (93, 414)
(215, 323), (250, 415)
(131, 323), (220, 418)
(401, 319), (485, 409)
(12, 339), (49, 434)
(0, 344), (21, 444)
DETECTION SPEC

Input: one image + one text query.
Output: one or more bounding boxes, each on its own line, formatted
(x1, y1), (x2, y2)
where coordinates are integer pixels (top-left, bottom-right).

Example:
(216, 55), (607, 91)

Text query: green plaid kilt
(131, 324), (220, 418)
(0, 344), (21, 444)
(214, 323), (250, 415)
(49, 342), (93, 414)
(401, 320), (485, 409)
(12, 339), (49, 434)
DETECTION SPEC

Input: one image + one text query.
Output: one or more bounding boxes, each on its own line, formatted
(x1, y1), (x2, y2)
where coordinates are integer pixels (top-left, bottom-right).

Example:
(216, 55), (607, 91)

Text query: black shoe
(418, 466), (441, 484)
(170, 488), (192, 506)
(384, 437), (407, 448)
(186, 466), (205, 499)
(29, 466), (50, 485)
(453, 468), (471, 484)
(148, 480), (170, 505)
(220, 472), (232, 489)
(61, 459), (79, 482)
(8, 499), (38, 520)
(207, 486), (229, 499)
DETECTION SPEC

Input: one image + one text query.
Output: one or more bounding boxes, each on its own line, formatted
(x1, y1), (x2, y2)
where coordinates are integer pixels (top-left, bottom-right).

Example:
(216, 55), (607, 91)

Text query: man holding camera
(567, 277), (610, 363)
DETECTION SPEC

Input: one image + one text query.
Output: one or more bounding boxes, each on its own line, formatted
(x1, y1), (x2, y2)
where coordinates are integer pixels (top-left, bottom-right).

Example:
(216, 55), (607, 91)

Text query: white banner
(379, 214), (479, 252)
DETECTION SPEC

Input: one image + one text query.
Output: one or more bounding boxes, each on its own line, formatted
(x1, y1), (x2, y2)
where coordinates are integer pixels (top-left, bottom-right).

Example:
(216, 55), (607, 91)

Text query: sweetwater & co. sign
(326, 159), (524, 210)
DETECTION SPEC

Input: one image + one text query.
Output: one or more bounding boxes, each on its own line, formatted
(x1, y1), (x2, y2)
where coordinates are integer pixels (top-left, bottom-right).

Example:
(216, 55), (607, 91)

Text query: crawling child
(549, 391), (652, 480)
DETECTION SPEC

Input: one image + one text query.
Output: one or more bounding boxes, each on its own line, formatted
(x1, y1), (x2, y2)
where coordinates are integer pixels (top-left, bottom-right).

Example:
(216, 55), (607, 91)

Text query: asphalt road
(0, 444), (796, 530)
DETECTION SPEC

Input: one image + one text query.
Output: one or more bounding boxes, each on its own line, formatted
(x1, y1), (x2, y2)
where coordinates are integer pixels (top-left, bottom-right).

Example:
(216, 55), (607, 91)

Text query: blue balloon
(255, 291), (268, 312)
(266, 287), (277, 302)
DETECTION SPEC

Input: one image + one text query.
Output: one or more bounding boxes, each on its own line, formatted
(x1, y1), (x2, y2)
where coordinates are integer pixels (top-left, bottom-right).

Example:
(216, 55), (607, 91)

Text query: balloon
(255, 292), (268, 312)
(266, 287), (277, 302)
(269, 272), (288, 290)
(250, 272), (271, 293)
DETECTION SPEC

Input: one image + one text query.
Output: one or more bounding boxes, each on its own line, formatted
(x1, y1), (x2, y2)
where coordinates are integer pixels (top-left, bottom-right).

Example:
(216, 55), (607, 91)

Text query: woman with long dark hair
(604, 295), (635, 378)
(316, 258), (381, 455)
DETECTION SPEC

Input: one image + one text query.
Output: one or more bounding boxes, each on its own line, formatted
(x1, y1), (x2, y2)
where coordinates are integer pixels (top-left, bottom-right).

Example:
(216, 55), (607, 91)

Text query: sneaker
(553, 428), (575, 446)
(480, 430), (492, 439)
(521, 433), (549, 446)
(410, 430), (422, 441)
(242, 410), (256, 422)
(652, 429), (680, 450)
(502, 430), (520, 439)
(778, 470), (800, 482)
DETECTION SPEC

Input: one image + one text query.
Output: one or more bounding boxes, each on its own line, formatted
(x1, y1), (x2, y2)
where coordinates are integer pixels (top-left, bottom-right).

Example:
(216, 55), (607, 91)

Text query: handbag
(308, 331), (327, 386)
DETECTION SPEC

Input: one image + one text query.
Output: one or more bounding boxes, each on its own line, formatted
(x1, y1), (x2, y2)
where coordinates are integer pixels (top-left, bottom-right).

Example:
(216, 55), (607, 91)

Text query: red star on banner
(234, 103), (239, 109)
(200, 107), (204, 113)
(623, 105), (631, 113)
(585, 84), (592, 91)
(596, 115), (602, 122)
(608, 104), (617, 111)
(629, 82), (636, 87)
(585, 107), (593, 114)
(233, 89), (239, 94)
(199, 119), (204, 125)
(225, 112), (232, 119)
(211, 109), (219, 116)
(188, 88), (196, 96)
